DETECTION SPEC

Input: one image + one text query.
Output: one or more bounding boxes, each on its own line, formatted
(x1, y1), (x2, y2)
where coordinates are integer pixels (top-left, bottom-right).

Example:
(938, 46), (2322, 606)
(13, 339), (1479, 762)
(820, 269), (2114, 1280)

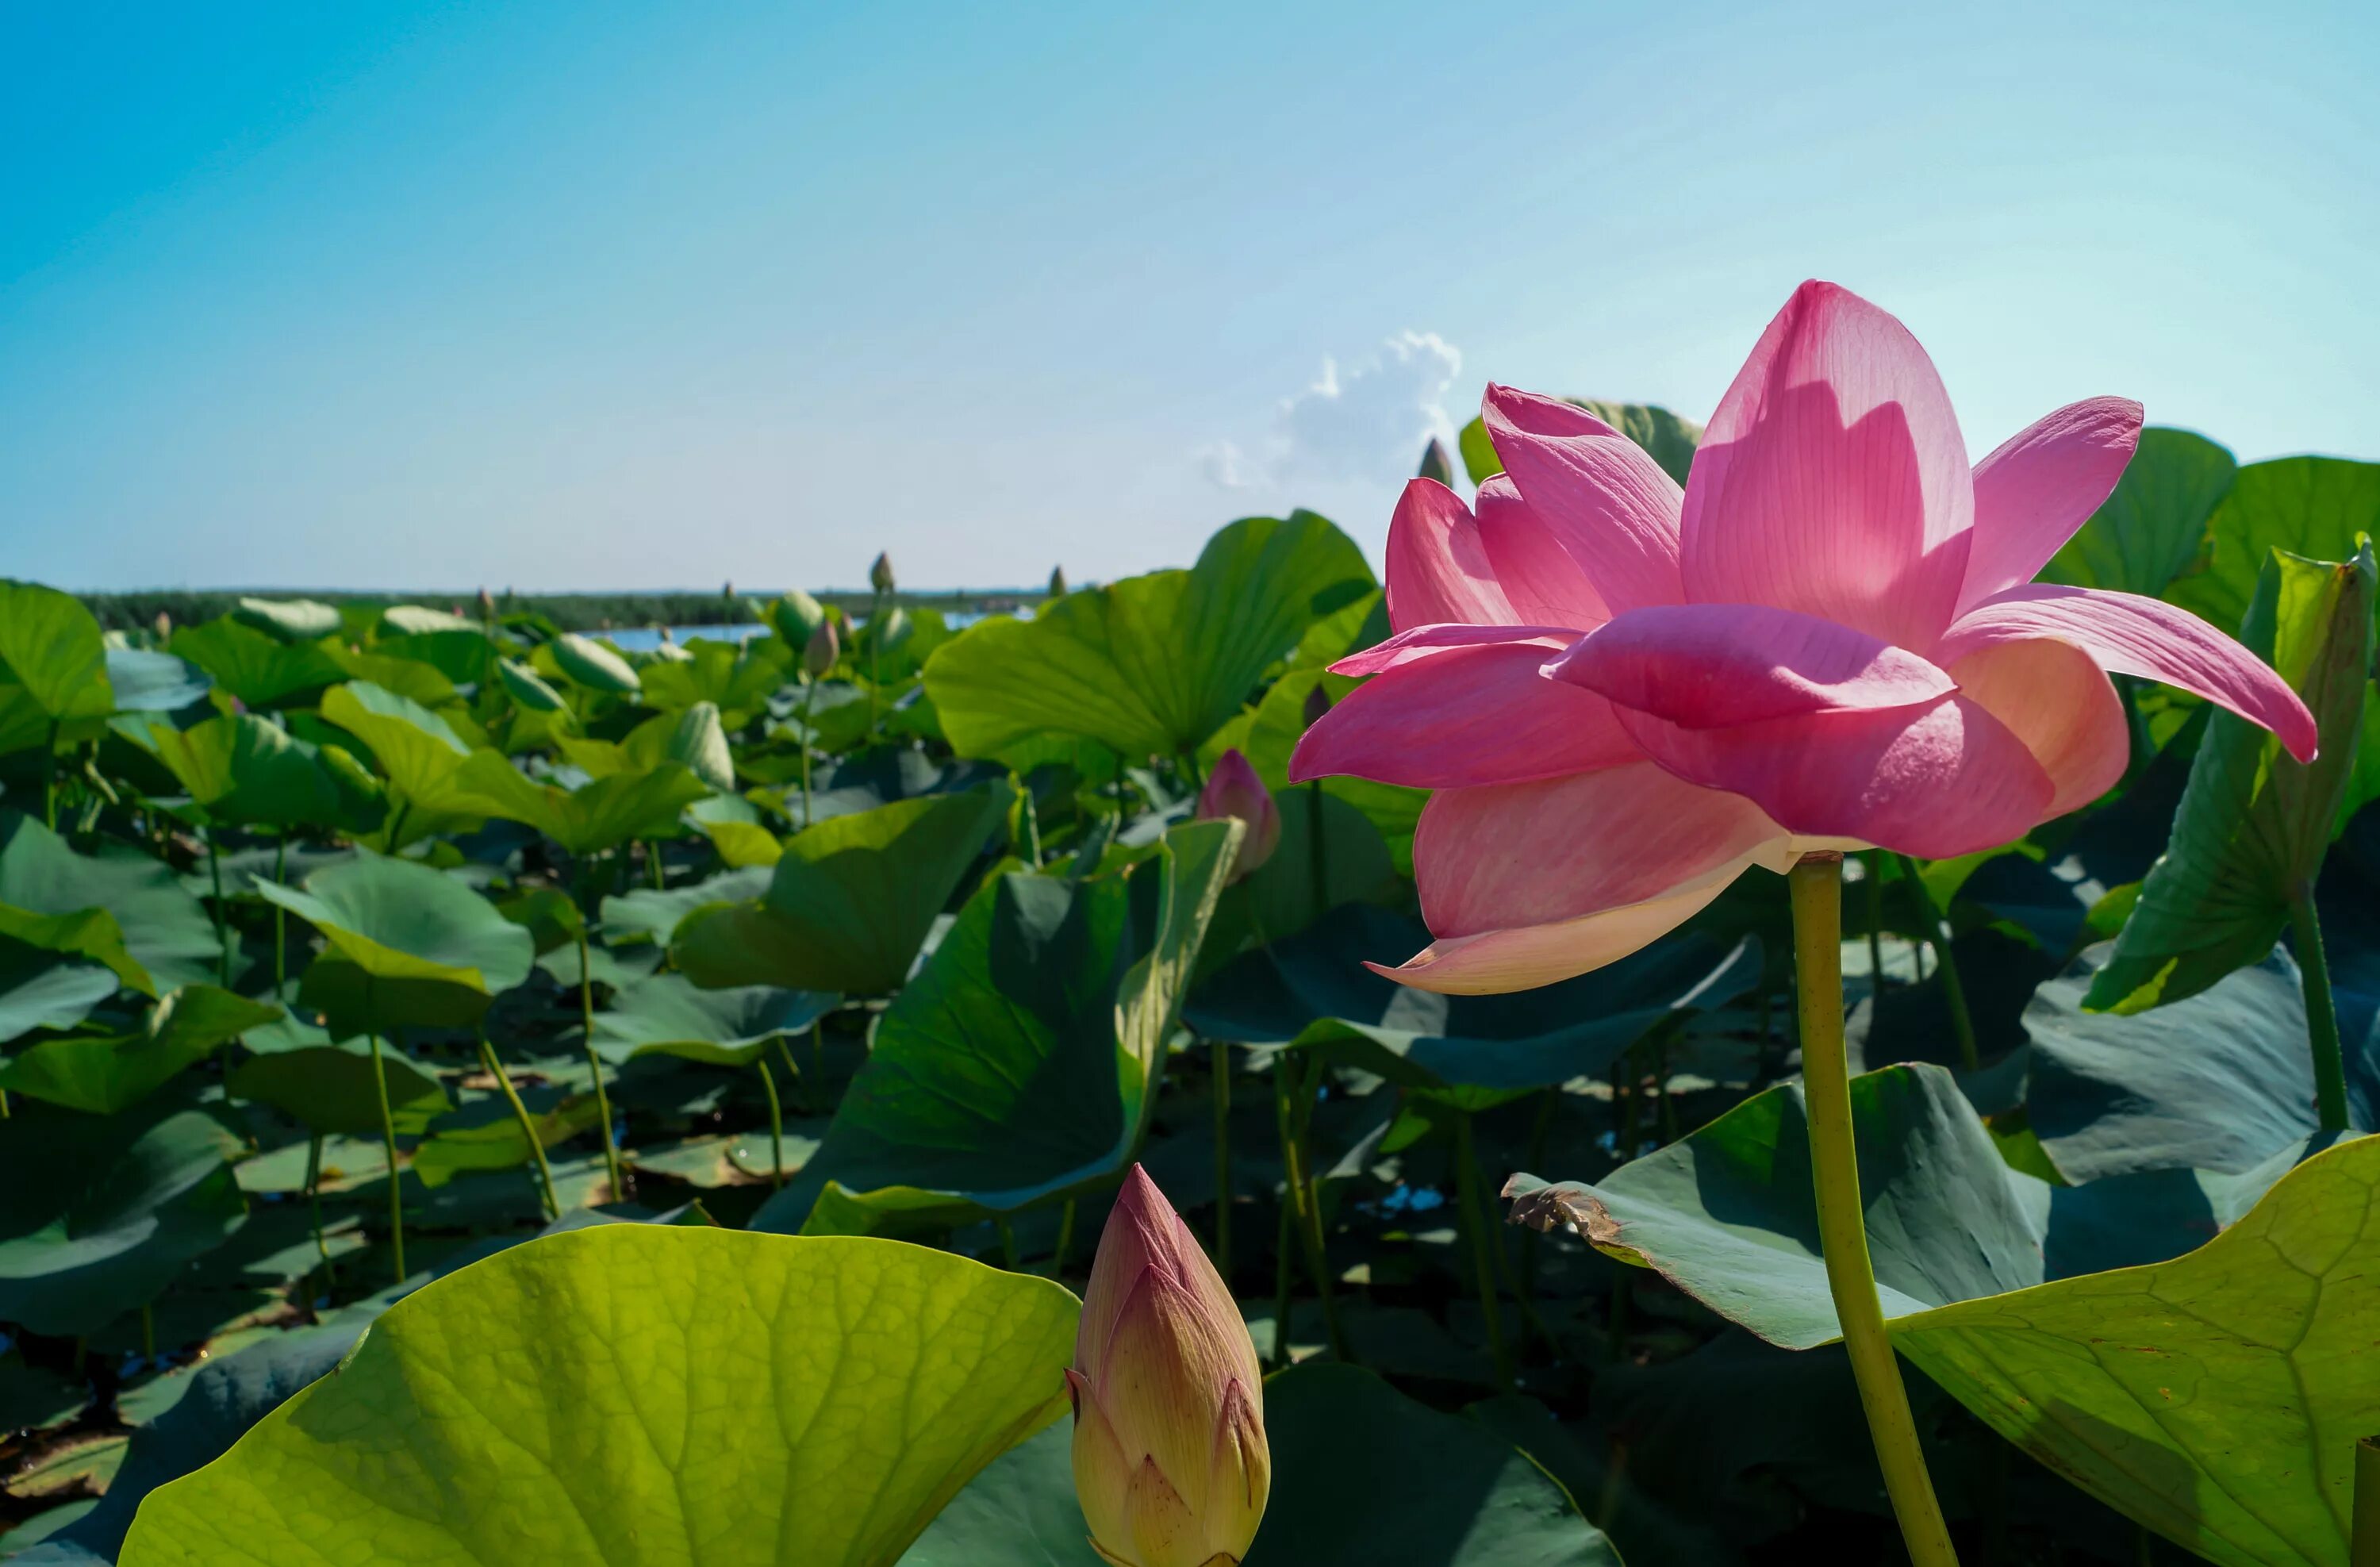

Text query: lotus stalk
(367, 1027), (405, 1283)
(1896, 855), (1978, 1071)
(2290, 886), (2349, 1132)
(477, 1031), (559, 1220)
(574, 926), (626, 1201)
(1070, 1166), (1269, 1567)
(756, 1054), (785, 1189)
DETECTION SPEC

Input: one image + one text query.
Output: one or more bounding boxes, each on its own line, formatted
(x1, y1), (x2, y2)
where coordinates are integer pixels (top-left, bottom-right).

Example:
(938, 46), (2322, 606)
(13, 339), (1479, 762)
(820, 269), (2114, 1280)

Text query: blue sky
(3, 0), (2374, 593)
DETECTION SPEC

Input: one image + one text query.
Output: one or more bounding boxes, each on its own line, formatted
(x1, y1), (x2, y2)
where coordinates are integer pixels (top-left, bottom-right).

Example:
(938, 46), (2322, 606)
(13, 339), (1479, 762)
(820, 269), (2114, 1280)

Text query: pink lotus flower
(1195, 748), (1282, 882)
(1291, 281), (2315, 995)
(1069, 1166), (1269, 1567)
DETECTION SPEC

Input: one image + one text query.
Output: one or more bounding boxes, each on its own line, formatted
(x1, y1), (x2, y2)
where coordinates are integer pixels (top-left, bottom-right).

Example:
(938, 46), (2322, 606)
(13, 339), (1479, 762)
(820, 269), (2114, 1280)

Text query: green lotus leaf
(2043, 427), (2239, 597)
(0, 580), (113, 731)
(0, 813), (221, 993)
(254, 851), (534, 1038)
(447, 748), (715, 855)
(409, 1085), (600, 1187)
(1457, 398), (1702, 487)
(0, 902), (152, 997)
(639, 639), (788, 724)
(769, 588), (828, 650)
(0, 1097), (247, 1337)
(318, 681), (491, 848)
(226, 1025), (450, 1137)
(592, 972), (837, 1067)
(1190, 905), (1759, 1112)
(376, 604), (478, 637)
(0, 984), (281, 1115)
(905, 1362), (1619, 1566)
(599, 863), (772, 947)
(2088, 541), (2374, 1013)
(324, 642), (459, 706)
(925, 513), (1374, 764)
(232, 597), (343, 643)
(2170, 455), (2380, 632)
(497, 657), (571, 714)
(168, 619), (347, 709)
(130, 712), (375, 831)
(551, 631), (642, 693)
(103, 647), (213, 714)
(672, 784), (1012, 995)
(120, 1227), (1079, 1567)
(0, 945), (119, 1042)
(756, 818), (1236, 1236)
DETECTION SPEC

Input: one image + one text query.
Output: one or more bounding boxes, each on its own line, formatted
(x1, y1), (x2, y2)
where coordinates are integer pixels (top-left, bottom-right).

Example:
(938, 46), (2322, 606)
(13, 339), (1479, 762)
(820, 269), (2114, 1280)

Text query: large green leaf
(449, 748), (714, 855)
(592, 973), (838, 1067)
(0, 945), (117, 1041)
(673, 785), (1012, 995)
(226, 1019), (451, 1136)
(0, 985), (281, 1114)
(1894, 1133), (2380, 1567)
(550, 631), (643, 694)
(2086, 542), (2375, 1012)
(754, 819), (1237, 1236)
(0, 1097), (247, 1336)
(232, 597), (344, 642)
(0, 813), (221, 993)
(1503, 1063), (2318, 1350)
(254, 851), (534, 1038)
(600, 863), (773, 947)
(168, 620), (346, 709)
(120, 1227), (1080, 1567)
(2170, 456), (2380, 631)
(1189, 904), (1758, 1111)
(2042, 427), (2239, 597)
(904, 1362), (1620, 1567)
(0, 580), (113, 733)
(317, 682), (489, 849)
(130, 712), (379, 831)
(925, 513), (1374, 762)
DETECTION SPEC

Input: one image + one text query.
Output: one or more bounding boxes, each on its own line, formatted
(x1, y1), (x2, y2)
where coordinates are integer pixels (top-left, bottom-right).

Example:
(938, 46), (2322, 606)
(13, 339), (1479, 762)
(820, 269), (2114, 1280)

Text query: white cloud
(1200, 330), (1461, 490)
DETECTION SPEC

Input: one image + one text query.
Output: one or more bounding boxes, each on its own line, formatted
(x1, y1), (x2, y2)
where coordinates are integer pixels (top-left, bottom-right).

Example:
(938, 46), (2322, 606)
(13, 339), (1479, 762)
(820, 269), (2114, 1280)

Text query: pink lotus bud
(1195, 750), (1280, 883)
(804, 619), (839, 678)
(1069, 1166), (1269, 1567)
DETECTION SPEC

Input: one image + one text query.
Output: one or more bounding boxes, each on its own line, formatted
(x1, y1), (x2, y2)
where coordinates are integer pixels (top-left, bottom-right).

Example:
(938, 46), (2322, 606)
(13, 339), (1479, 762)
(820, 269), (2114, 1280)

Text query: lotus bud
(1301, 683), (1331, 730)
(869, 551), (896, 595)
(1049, 565), (1069, 599)
(803, 619), (840, 678)
(1195, 749), (1280, 883)
(152, 610), (172, 642)
(477, 586), (496, 620)
(1069, 1166), (1269, 1567)
(1418, 434), (1454, 486)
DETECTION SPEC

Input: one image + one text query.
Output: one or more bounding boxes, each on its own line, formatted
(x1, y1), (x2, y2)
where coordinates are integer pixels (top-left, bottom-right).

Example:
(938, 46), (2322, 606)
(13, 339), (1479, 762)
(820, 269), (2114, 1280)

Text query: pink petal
(1288, 643), (1641, 789)
(1959, 398), (2144, 613)
(1938, 585), (2318, 762)
(1473, 476), (1612, 628)
(1330, 622), (1572, 678)
(1544, 602), (1954, 728)
(1367, 880), (1746, 995)
(1384, 478), (1516, 632)
(1412, 763), (1783, 937)
(1949, 636), (2129, 818)
(1481, 386), (1685, 616)
(1614, 695), (2056, 859)
(1679, 280), (1973, 651)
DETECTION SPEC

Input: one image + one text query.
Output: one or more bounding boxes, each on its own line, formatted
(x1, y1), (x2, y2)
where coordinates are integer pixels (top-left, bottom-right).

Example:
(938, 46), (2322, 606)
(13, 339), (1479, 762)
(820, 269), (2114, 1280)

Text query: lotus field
(6, 282), (2380, 1567)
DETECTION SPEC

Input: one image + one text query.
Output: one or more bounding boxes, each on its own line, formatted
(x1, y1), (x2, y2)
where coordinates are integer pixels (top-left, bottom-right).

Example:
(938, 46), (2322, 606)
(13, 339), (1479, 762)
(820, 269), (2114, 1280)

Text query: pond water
(605, 609), (998, 651)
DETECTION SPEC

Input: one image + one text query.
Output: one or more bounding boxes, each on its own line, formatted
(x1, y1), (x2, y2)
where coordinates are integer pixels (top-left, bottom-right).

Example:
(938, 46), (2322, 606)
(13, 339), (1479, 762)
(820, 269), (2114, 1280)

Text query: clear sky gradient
(4, 1), (2374, 593)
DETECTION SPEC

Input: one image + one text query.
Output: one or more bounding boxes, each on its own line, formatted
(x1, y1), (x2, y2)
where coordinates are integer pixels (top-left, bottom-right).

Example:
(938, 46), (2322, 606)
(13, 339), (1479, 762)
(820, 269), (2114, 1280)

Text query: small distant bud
(804, 619), (840, 678)
(1070, 1166), (1269, 1567)
(1048, 565), (1069, 599)
(477, 586), (495, 618)
(658, 626), (674, 643)
(1196, 749), (1281, 883)
(1302, 684), (1333, 728)
(722, 579), (735, 600)
(869, 551), (896, 595)
(1418, 435), (1455, 486)
(153, 610), (173, 642)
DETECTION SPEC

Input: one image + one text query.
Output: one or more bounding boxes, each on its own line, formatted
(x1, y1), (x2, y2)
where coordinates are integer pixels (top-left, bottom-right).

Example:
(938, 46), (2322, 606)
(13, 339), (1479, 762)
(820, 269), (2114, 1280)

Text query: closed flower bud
(803, 620), (840, 678)
(1195, 750), (1280, 883)
(869, 551), (896, 595)
(1417, 434), (1454, 486)
(1069, 1166), (1269, 1567)
(1300, 684), (1331, 729)
(1049, 565), (1069, 599)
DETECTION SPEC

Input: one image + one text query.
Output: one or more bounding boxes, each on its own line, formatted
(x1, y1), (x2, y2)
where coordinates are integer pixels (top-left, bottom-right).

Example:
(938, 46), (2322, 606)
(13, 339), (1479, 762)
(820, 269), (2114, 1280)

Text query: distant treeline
(76, 586), (1043, 635)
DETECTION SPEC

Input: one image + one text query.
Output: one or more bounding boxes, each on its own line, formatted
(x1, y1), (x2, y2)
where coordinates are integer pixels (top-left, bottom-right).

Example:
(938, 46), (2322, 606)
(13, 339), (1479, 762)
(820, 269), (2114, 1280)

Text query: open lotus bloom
(1291, 280), (2317, 995)
(1069, 1166), (1269, 1567)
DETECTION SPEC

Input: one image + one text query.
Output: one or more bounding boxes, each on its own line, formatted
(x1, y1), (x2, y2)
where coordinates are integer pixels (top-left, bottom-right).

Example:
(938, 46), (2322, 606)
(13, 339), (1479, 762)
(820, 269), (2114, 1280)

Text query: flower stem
(206, 830), (230, 986)
(272, 835), (289, 993)
(1789, 853), (1960, 1567)
(575, 928), (625, 1202)
(367, 1027), (405, 1285)
(305, 1131), (333, 1300)
(1453, 1108), (1514, 1392)
(1275, 1053), (1347, 1362)
(1895, 855), (1977, 1071)
(1863, 849), (1887, 994)
(2290, 885), (2350, 1134)
(756, 1054), (785, 1189)
(1212, 1038), (1233, 1280)
(478, 1032), (559, 1219)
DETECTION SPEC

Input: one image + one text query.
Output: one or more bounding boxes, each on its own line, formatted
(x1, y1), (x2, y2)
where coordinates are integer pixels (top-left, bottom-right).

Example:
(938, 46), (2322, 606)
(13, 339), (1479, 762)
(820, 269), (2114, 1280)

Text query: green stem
(1054, 1200), (1077, 1279)
(141, 1304), (155, 1362)
(757, 1055), (785, 1189)
(1789, 854), (1960, 1567)
(996, 1215), (1018, 1271)
(1305, 780), (1327, 912)
(800, 682), (818, 828)
(1278, 1054), (1347, 1362)
(272, 835), (289, 994)
(1864, 849), (1887, 993)
(1269, 1171), (1295, 1370)
(305, 1131), (332, 1299)
(1212, 1038), (1233, 1281)
(1453, 1110), (1515, 1391)
(367, 1028), (406, 1284)
(575, 928), (625, 1201)
(207, 831), (230, 986)
(1896, 855), (1977, 1071)
(478, 1033), (559, 1219)
(43, 719), (60, 831)
(2351, 1434), (2380, 1567)
(2290, 886), (2350, 1134)
(1519, 1089), (1554, 1297)
(647, 839), (664, 890)
(777, 1035), (809, 1113)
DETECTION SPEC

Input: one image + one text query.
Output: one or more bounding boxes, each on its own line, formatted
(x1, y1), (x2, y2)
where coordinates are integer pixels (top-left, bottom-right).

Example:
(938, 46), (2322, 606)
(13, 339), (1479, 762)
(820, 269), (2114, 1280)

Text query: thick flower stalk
(1070, 1166), (1269, 1567)
(1195, 748), (1282, 883)
(1292, 280), (2314, 994)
